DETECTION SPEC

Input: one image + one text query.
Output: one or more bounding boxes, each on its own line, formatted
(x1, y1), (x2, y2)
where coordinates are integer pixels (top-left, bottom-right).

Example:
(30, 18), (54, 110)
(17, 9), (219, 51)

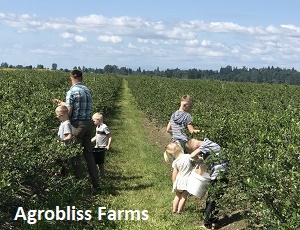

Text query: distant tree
(25, 65), (32, 69)
(51, 63), (57, 70)
(37, 64), (44, 69)
(119, 67), (128, 75)
(164, 69), (173, 78)
(187, 68), (198, 79)
(95, 68), (104, 74)
(82, 66), (88, 72)
(220, 65), (232, 76)
(1, 62), (8, 68)
(112, 65), (118, 73)
(104, 65), (115, 73)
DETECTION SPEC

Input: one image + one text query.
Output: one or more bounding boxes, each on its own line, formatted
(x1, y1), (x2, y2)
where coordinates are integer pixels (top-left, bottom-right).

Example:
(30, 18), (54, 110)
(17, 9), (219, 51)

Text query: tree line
(2, 61), (300, 85)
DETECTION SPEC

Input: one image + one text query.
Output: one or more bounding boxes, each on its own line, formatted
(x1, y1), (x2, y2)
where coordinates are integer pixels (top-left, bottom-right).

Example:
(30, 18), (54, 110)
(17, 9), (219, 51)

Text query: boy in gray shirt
(166, 95), (201, 149)
(91, 113), (112, 179)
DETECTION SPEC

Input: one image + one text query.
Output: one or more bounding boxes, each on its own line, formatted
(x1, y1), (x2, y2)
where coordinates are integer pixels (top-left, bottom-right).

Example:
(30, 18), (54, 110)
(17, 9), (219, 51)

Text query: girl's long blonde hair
(163, 142), (184, 163)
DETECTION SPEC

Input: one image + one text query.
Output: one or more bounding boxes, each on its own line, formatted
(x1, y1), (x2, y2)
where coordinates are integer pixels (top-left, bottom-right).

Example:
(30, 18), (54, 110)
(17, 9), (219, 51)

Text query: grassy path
(95, 80), (201, 229)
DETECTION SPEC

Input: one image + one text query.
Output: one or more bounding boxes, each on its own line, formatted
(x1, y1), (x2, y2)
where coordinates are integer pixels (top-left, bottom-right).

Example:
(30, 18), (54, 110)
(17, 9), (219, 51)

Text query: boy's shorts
(93, 148), (106, 164)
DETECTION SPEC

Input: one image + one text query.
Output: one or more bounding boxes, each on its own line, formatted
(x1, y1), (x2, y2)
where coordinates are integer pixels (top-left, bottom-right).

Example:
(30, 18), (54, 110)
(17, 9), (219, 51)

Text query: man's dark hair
(70, 69), (83, 79)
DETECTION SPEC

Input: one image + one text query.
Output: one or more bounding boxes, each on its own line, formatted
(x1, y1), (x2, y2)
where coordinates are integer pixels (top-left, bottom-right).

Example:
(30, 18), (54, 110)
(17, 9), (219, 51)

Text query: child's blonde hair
(92, 112), (103, 121)
(185, 138), (196, 154)
(181, 95), (193, 104)
(55, 105), (68, 116)
(163, 142), (184, 163)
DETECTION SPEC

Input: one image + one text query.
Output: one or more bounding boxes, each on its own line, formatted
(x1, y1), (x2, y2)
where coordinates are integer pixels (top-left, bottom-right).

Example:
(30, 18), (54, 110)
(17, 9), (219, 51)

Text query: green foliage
(127, 76), (300, 229)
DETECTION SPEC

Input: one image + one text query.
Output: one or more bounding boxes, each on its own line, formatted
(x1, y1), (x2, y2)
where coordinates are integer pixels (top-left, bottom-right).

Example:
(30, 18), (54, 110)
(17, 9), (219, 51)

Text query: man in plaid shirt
(54, 70), (99, 190)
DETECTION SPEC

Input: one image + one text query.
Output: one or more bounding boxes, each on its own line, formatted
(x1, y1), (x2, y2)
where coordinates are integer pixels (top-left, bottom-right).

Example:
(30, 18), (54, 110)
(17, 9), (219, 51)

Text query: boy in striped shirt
(166, 95), (201, 150)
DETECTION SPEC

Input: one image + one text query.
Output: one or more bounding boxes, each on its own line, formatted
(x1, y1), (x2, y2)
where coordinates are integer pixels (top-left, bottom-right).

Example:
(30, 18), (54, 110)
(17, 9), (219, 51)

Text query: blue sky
(1, 0), (300, 71)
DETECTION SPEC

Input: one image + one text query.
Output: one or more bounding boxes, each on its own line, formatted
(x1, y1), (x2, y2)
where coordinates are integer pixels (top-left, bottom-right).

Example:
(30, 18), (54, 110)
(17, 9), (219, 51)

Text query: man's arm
(66, 106), (72, 118)
(53, 99), (66, 106)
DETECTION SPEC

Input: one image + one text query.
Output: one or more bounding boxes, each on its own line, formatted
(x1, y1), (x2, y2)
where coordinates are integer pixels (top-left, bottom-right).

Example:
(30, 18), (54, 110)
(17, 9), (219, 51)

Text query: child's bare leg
(177, 190), (189, 213)
(172, 191), (181, 212)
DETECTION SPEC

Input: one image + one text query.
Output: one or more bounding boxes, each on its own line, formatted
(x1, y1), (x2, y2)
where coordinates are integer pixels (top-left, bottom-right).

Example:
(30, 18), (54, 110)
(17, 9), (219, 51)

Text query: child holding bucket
(164, 142), (204, 214)
(186, 138), (229, 230)
(91, 113), (112, 179)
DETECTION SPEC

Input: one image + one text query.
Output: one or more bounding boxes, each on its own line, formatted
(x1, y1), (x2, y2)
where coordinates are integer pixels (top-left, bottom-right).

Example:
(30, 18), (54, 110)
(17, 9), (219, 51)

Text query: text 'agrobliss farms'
(14, 206), (149, 224)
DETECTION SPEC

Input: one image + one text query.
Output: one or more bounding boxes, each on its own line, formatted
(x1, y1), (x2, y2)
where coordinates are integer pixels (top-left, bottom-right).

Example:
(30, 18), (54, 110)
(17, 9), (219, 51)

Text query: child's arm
(187, 124), (201, 134)
(172, 168), (178, 183)
(189, 148), (201, 160)
(194, 157), (205, 175)
(91, 136), (96, 143)
(61, 133), (72, 142)
(106, 134), (112, 150)
(166, 122), (172, 133)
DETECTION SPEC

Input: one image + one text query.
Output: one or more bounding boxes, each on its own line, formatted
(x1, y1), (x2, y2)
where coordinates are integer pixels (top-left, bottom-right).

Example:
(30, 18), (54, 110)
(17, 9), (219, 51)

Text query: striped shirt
(198, 138), (221, 154)
(198, 138), (228, 180)
(65, 82), (92, 121)
(169, 110), (192, 142)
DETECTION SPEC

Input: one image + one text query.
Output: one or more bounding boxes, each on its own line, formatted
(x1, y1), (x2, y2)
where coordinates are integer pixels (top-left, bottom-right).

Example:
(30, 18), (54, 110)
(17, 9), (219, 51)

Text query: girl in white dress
(164, 142), (204, 214)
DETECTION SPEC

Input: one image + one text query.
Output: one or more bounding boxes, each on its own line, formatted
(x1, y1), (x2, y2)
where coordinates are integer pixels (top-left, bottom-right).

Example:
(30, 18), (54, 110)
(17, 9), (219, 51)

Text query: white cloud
(186, 39), (199, 46)
(74, 35), (87, 42)
(209, 22), (245, 32)
(75, 14), (107, 25)
(1, 12), (300, 70)
(60, 32), (72, 39)
(63, 43), (72, 47)
(281, 24), (300, 32)
(137, 38), (178, 45)
(30, 48), (64, 55)
(201, 40), (211, 46)
(128, 43), (137, 49)
(97, 35), (123, 43)
(138, 38), (159, 45)
(60, 32), (87, 42)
